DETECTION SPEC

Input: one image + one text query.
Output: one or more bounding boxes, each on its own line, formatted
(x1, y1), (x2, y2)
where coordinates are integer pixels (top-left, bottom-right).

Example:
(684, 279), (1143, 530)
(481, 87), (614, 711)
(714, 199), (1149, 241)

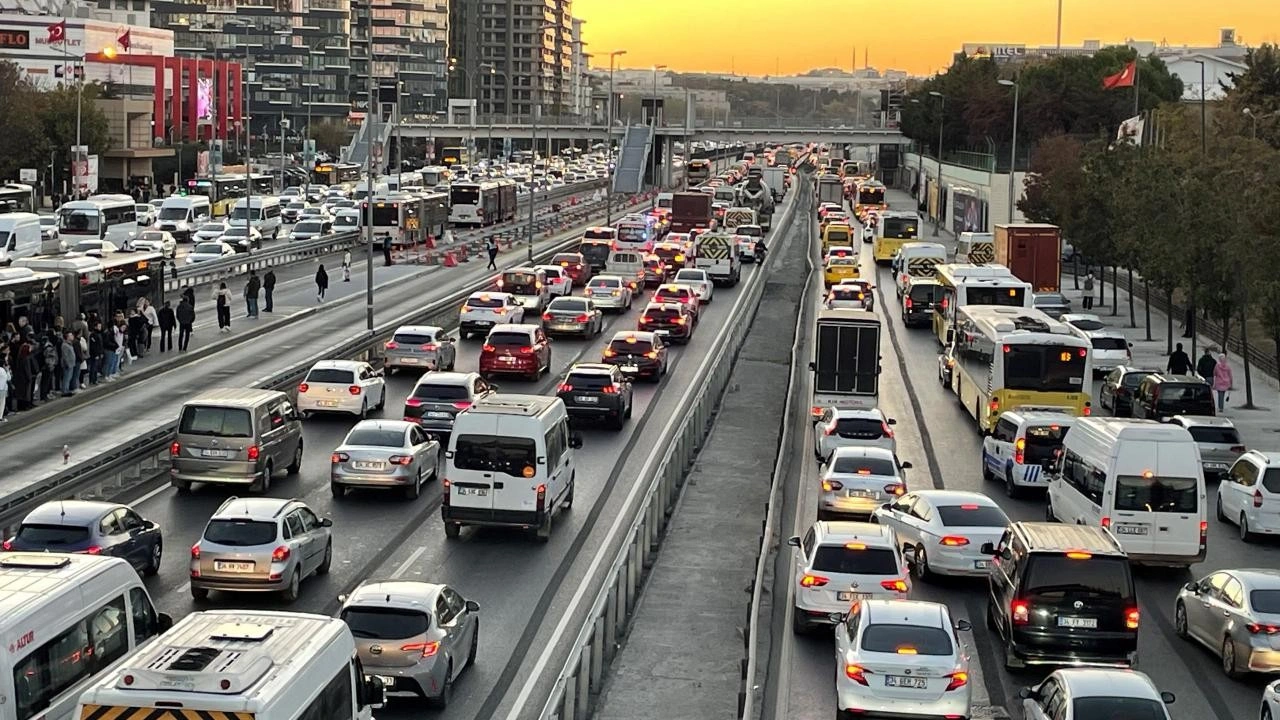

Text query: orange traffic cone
(443, 251), (457, 267)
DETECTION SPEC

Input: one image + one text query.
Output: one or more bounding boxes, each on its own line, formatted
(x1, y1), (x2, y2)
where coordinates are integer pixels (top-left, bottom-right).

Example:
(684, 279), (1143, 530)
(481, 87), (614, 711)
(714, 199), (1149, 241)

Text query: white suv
(1217, 451), (1280, 542)
(459, 291), (525, 339)
(297, 360), (387, 418)
(789, 521), (909, 634)
(814, 407), (897, 462)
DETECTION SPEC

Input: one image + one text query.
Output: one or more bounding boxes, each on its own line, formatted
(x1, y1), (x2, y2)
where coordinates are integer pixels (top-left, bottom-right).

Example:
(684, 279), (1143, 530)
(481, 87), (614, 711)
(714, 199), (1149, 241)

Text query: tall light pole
(363, 9), (376, 331)
(998, 79), (1019, 225)
(527, 21), (557, 262)
(649, 63), (667, 205)
(228, 21), (260, 219)
(910, 98), (924, 201)
(928, 90), (945, 237)
(1056, 0), (1063, 50)
(1192, 59), (1207, 156)
(604, 49), (626, 224)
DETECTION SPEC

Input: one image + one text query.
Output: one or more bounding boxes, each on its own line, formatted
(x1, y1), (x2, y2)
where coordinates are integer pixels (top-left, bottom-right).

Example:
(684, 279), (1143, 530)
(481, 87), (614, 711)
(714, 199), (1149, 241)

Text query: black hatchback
(1098, 366), (1158, 416)
(557, 364), (634, 430)
(602, 331), (669, 381)
(3, 500), (163, 576)
(637, 302), (694, 343)
(1131, 373), (1215, 420)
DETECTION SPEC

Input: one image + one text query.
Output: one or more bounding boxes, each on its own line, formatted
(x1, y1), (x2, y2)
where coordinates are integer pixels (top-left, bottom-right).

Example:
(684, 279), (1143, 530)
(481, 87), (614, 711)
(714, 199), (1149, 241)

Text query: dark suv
(602, 331), (669, 381)
(1131, 373), (1214, 420)
(982, 521), (1138, 671)
(1098, 366), (1158, 416)
(402, 371), (495, 437)
(557, 363), (634, 430)
(638, 302), (695, 343)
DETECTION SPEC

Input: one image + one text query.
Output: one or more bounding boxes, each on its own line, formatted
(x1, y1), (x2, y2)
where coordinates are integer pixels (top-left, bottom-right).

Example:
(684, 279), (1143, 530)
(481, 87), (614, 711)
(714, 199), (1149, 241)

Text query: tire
(1045, 500), (1056, 522)
(980, 453), (994, 482)
(376, 387), (386, 411)
(359, 399), (368, 419)
(564, 478), (575, 509)
(1264, 707), (1273, 720)
(1223, 636), (1243, 678)
(405, 470), (422, 500)
(791, 606), (810, 635)
(1241, 513), (1256, 543)
(445, 521), (461, 539)
(281, 569), (301, 603)
(466, 621), (479, 668)
(1005, 468), (1020, 499)
(251, 463), (272, 493)
(912, 546), (935, 583)
(331, 481), (346, 499)
(144, 540), (162, 577)
(286, 442), (303, 474)
(172, 479), (191, 493)
(625, 400), (633, 419)
(1175, 601), (1189, 639)
(428, 662), (454, 709)
(317, 541), (332, 575)
(1217, 493), (1228, 522)
(191, 586), (209, 602)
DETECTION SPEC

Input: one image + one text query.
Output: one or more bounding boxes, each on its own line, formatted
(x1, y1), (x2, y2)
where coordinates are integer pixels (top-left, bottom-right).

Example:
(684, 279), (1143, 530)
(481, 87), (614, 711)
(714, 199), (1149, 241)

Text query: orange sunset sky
(572, 0), (1278, 76)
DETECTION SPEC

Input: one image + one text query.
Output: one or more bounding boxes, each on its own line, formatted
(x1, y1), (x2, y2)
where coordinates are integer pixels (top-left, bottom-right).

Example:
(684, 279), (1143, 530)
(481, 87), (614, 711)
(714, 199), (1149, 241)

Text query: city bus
(687, 159), (712, 184)
(311, 162), (362, 187)
(441, 147), (469, 166)
(871, 209), (919, 264)
(362, 192), (430, 247)
(943, 305), (1092, 433)
(448, 178), (517, 226)
(57, 195), (138, 247)
(854, 180), (887, 215)
(186, 173), (274, 217)
(0, 182), (38, 214)
(0, 266), (62, 332)
(932, 263), (1032, 345)
(15, 250), (163, 324)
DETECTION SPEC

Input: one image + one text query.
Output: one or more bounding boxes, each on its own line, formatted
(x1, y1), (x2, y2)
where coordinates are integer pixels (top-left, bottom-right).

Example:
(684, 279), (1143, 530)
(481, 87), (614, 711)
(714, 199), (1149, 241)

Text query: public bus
(944, 305), (1092, 433)
(420, 166), (449, 188)
(441, 147), (469, 166)
(0, 266), (62, 332)
(14, 250), (163, 324)
(854, 180), (887, 216)
(0, 182), (38, 214)
(186, 173), (274, 217)
(871, 209), (919, 264)
(57, 195), (138, 247)
(687, 159), (712, 184)
(932, 263), (1033, 345)
(448, 179), (517, 226)
(311, 162), (362, 187)
(361, 192), (433, 247)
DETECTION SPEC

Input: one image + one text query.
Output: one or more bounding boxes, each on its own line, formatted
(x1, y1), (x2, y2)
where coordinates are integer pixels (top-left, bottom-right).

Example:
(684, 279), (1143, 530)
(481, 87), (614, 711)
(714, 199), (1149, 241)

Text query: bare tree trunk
(1110, 266), (1118, 316)
(1166, 289), (1174, 355)
(1240, 300), (1254, 409)
(1127, 269), (1136, 328)
(1143, 279), (1153, 341)
(1072, 254), (1080, 290)
(1219, 311), (1232, 356)
(1098, 266), (1106, 308)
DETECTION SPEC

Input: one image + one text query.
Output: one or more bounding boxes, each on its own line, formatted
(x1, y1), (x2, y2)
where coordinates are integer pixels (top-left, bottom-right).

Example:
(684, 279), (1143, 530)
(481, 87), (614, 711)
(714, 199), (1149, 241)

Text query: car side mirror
(955, 619), (972, 632)
(145, 520), (157, 529)
(321, 518), (334, 528)
(1185, 581), (1199, 593)
(980, 542), (997, 556)
(1018, 687), (1037, 701)
(900, 461), (913, 470)
(466, 599), (481, 612)
(338, 594), (348, 604)
(945, 330), (954, 344)
(157, 612), (174, 631)
(569, 432), (584, 449)
(886, 418), (897, 426)
(786, 536), (801, 547)
(1161, 691), (1175, 704)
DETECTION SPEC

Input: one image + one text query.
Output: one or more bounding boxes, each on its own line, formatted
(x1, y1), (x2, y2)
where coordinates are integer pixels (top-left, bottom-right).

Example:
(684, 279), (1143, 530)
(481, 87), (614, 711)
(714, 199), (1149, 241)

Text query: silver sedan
(1176, 568), (1280, 677)
(331, 420), (440, 500)
(583, 275), (634, 312)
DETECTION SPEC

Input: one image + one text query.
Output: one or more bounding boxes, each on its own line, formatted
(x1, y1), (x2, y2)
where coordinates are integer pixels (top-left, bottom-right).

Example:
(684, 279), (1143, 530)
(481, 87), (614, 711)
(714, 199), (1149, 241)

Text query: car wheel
(172, 479), (191, 493)
(286, 442), (303, 474)
(1223, 636), (1243, 678)
(428, 662), (454, 709)
(359, 399), (368, 419)
(331, 481), (346, 499)
(1175, 601), (1190, 639)
(980, 454), (994, 482)
(1264, 707), (1274, 720)
(145, 540), (162, 576)
(1217, 492), (1228, 522)
(985, 601), (998, 632)
(281, 569), (301, 603)
(445, 522), (462, 539)
(1241, 513), (1256, 543)
(376, 387), (386, 411)
(1004, 468), (1020, 499)
(466, 620), (479, 668)
(534, 510), (552, 543)
(1045, 499), (1056, 522)
(191, 586), (209, 602)
(791, 606), (810, 635)
(251, 463), (272, 493)
(912, 546), (935, 583)
(564, 476), (575, 509)
(405, 470), (422, 500)
(317, 541), (332, 575)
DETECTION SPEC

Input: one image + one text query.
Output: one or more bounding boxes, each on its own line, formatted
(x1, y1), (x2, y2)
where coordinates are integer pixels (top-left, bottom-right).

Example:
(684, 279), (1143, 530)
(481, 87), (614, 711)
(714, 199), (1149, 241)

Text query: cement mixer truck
(739, 177), (775, 230)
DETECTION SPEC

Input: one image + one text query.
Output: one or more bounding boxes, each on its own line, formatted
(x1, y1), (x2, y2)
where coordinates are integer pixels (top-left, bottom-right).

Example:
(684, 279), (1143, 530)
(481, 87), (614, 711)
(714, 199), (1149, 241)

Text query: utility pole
(279, 114), (287, 193)
(364, 10), (375, 332)
(998, 79), (1019, 225)
(604, 49), (626, 225)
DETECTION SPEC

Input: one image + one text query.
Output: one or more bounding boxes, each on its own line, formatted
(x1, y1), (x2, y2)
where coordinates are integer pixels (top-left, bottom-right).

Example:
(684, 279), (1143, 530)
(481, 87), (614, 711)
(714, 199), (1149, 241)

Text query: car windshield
(1071, 698), (1167, 719)
(1114, 474), (1199, 513)
(204, 519), (277, 546)
(157, 207), (187, 220)
(452, 434), (537, 477)
(179, 406), (252, 437)
(1035, 294), (1067, 306)
(834, 417), (885, 438)
(193, 243), (224, 254)
(307, 368), (355, 384)
(549, 299), (588, 312)
(936, 504), (1008, 527)
(342, 607), (431, 639)
(1092, 336), (1129, 351)
(860, 624), (954, 656)
(1186, 426), (1240, 444)
(811, 545), (898, 574)
(1024, 555), (1131, 598)
(1121, 371), (1154, 388)
(674, 272), (703, 282)
(830, 456), (896, 476)
(1156, 383), (1213, 411)
(16, 524), (90, 546)
(412, 383), (469, 401)
(344, 428), (405, 447)
(296, 221), (323, 232)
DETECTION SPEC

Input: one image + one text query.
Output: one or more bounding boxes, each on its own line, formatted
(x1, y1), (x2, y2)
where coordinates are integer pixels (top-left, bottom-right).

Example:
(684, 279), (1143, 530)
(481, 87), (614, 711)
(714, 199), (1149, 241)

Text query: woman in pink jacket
(1212, 351), (1234, 412)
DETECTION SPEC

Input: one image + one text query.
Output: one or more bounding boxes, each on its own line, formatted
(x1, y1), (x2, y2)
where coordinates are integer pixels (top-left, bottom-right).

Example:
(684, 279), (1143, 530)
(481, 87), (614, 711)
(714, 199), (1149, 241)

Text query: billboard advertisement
(962, 43), (1026, 61)
(196, 77), (213, 123)
(951, 186), (986, 235)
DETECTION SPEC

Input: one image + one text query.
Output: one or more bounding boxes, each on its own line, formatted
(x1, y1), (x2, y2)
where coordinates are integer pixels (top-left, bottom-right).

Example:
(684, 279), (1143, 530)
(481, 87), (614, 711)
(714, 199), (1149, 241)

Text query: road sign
(19, 168), (36, 182)
(698, 235), (731, 260)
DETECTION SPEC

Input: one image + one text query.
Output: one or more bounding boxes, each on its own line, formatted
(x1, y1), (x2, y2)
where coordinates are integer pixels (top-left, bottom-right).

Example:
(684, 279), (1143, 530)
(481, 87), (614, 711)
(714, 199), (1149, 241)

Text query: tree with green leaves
(1215, 43), (1280, 147)
(0, 60), (114, 192)
(0, 62), (47, 184)
(309, 120), (351, 156)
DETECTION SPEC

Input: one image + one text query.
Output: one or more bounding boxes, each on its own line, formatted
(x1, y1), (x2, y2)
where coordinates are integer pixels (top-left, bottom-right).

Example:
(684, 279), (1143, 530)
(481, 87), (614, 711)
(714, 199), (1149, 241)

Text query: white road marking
(392, 546), (429, 578)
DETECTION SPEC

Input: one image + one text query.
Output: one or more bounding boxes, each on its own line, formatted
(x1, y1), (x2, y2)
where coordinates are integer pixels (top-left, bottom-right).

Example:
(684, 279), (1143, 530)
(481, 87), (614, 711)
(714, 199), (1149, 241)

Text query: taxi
(652, 242), (688, 273)
(819, 212), (850, 234)
(821, 223), (854, 252)
(823, 255), (860, 287)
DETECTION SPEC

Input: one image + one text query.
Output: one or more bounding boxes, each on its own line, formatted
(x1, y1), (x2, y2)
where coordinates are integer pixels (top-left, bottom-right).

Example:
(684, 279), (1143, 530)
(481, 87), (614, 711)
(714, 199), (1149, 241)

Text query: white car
(872, 490), (1010, 580)
(459, 291), (525, 339)
(583, 275), (634, 312)
(193, 221), (229, 243)
(290, 219), (331, 242)
(824, 245), (857, 263)
(38, 215), (59, 244)
(185, 241), (236, 264)
(818, 446), (912, 521)
(1022, 669), (1174, 719)
(672, 268), (714, 303)
(133, 230), (177, 258)
(297, 359), (387, 418)
(534, 264), (572, 297)
(789, 521), (909, 634)
(300, 206), (333, 222)
(1262, 678), (1280, 720)
(814, 407), (897, 461)
(220, 225), (262, 251)
(834, 600), (973, 720)
(826, 284), (871, 311)
(1060, 313), (1131, 373)
(135, 204), (157, 226)
(71, 239), (120, 255)
(1217, 451), (1280, 542)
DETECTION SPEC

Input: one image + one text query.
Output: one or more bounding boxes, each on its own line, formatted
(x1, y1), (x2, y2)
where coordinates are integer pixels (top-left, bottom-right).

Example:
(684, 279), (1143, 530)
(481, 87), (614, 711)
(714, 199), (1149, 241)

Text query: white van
(1046, 417), (1206, 567)
(155, 195), (212, 241)
(75, 610), (384, 720)
(607, 248), (646, 291)
(333, 207), (361, 231)
(891, 241), (948, 297)
(0, 213), (50, 264)
(230, 195), (283, 239)
(0, 553), (172, 720)
(442, 394), (583, 542)
(955, 232), (994, 264)
(982, 410), (1077, 497)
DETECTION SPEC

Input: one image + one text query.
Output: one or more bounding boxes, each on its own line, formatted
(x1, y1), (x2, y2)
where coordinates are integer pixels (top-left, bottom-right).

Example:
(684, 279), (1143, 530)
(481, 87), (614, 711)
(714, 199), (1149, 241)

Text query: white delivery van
(693, 232), (741, 287)
(1046, 417), (1206, 567)
(0, 553), (172, 720)
(333, 207), (361, 231)
(75, 610), (385, 720)
(442, 395), (583, 542)
(890, 241), (948, 297)
(0, 213), (48, 264)
(155, 195), (212, 241)
(230, 195), (283, 239)
(955, 232), (995, 264)
(607, 249), (646, 291)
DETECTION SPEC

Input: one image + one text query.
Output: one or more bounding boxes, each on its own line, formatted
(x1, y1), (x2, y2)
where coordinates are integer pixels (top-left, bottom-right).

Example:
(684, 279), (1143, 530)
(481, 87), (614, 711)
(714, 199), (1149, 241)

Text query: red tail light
(640, 316), (652, 324)
(331, 452), (349, 463)
(881, 422), (895, 439)
(883, 484), (906, 496)
(298, 382), (310, 393)
(482, 344), (496, 352)
(1200, 520), (1208, 549)
(603, 348), (618, 357)
(518, 345), (534, 355)
(844, 664), (868, 685)
(558, 383), (574, 392)
(575, 314), (590, 323)
(84, 545), (102, 555)
(389, 455), (413, 466)
(543, 313), (553, 322)
(1, 539), (12, 551)
(1248, 623), (1280, 635)
(674, 317), (686, 325)
(1014, 437), (1025, 465)
(385, 341), (399, 350)
(421, 343), (437, 351)
(821, 479), (844, 492)
(170, 441), (181, 456)
(945, 671), (969, 692)
(1011, 599), (1030, 625)
(452, 401), (471, 410)
(1125, 608), (1140, 630)
(881, 579), (908, 593)
(535, 483), (547, 513)
(1101, 516), (1111, 529)
(1255, 490), (1264, 508)
(349, 385), (362, 395)
(939, 536), (970, 547)
(405, 398), (422, 407)
(1083, 404), (1092, 416)
(271, 545), (290, 562)
(800, 574), (829, 588)
(400, 641), (440, 657)
(905, 297), (913, 309)
(247, 445), (260, 461)
(601, 385), (618, 394)
(190, 543), (200, 559)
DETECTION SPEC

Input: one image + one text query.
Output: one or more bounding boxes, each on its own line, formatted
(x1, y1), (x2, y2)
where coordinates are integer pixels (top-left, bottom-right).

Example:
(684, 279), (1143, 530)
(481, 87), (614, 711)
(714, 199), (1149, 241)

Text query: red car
(479, 324), (552, 381)
(552, 252), (593, 286)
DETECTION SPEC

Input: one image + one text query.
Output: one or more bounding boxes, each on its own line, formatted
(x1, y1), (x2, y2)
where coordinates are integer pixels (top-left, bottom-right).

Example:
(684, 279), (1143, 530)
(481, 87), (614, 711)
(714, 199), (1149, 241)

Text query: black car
(402, 371), (496, 436)
(1131, 373), (1215, 420)
(1098, 366), (1158, 416)
(903, 279), (943, 328)
(637, 302), (694, 344)
(982, 522), (1137, 671)
(602, 331), (669, 381)
(3, 500), (163, 576)
(557, 363), (634, 430)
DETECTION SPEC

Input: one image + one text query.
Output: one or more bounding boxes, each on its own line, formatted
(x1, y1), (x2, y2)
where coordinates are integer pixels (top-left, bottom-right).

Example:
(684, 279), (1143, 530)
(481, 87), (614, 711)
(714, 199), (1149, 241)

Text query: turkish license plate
(576, 396), (599, 404)
(200, 449), (230, 458)
(318, 400), (338, 407)
(375, 675), (397, 686)
(456, 487), (488, 497)
(837, 591), (871, 601)
(214, 561), (254, 573)
(974, 560), (991, 570)
(655, 330), (671, 336)
(427, 411), (451, 419)
(884, 675), (928, 689)
(847, 489), (876, 498)
(1115, 524), (1149, 535)
(554, 323), (577, 330)
(401, 357), (418, 364)
(621, 365), (640, 374)
(502, 356), (517, 363)
(1205, 463), (1228, 470)
(1058, 616), (1098, 629)
(353, 461), (385, 470)
(476, 320), (493, 326)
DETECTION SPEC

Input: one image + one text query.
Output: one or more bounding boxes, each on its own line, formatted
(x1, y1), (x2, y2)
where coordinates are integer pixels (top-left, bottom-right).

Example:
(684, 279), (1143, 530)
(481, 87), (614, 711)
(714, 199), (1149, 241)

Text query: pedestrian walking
(263, 270), (276, 312)
(1166, 342), (1192, 376)
(382, 238), (393, 266)
(1213, 352), (1234, 412)
(214, 283), (233, 331)
(142, 300), (159, 351)
(342, 251), (352, 282)
(182, 284), (196, 311)
(1082, 272), (1095, 310)
(1196, 347), (1217, 382)
(245, 270), (261, 318)
(0, 360), (9, 422)
(176, 297), (195, 351)
(1181, 304), (1194, 338)
(316, 265), (329, 301)
(75, 331), (88, 388)
(59, 332), (76, 396)
(87, 321), (103, 385)
(486, 237), (498, 270)
(158, 301), (176, 352)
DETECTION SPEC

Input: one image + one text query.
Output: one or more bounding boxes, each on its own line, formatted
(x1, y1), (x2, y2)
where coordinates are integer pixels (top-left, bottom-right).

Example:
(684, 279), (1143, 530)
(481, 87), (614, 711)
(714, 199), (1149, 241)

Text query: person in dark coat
(176, 297), (195, 351)
(245, 271), (261, 318)
(12, 341), (33, 410)
(158, 301), (177, 353)
(126, 310), (147, 358)
(263, 270), (276, 312)
(1196, 347), (1217, 382)
(1167, 342), (1192, 376)
(181, 285), (196, 311)
(316, 265), (329, 301)
(87, 323), (103, 385)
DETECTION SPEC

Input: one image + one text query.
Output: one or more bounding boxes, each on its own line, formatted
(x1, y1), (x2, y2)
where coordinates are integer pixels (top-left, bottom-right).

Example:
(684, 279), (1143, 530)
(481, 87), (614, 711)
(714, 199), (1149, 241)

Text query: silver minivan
(170, 388), (305, 493)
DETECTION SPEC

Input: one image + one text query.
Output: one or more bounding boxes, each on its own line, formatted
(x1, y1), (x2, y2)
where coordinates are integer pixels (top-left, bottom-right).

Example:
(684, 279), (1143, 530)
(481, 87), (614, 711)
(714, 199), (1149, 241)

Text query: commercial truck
(762, 166), (787, 202)
(994, 223), (1062, 292)
(816, 176), (844, 207)
(670, 192), (713, 233)
(723, 207), (757, 233)
(810, 309), (881, 419)
(693, 232), (741, 286)
(739, 179), (775, 229)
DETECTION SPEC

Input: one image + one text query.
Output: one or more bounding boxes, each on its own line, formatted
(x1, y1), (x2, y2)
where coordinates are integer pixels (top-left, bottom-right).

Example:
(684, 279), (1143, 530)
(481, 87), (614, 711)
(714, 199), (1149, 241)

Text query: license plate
(375, 675), (396, 686)
(1058, 616), (1098, 629)
(401, 357), (418, 364)
(456, 487), (489, 497)
(200, 449), (230, 458)
(427, 411), (451, 419)
(837, 591), (871, 601)
(846, 489), (875, 498)
(318, 400), (338, 407)
(655, 330), (671, 336)
(214, 561), (254, 573)
(554, 324), (577, 330)
(476, 320), (493, 326)
(1115, 524), (1149, 535)
(353, 461), (385, 470)
(576, 396), (599, 404)
(621, 365), (640, 373)
(884, 675), (928, 689)
(502, 356), (516, 363)
(1205, 463), (1228, 470)
(974, 560), (990, 570)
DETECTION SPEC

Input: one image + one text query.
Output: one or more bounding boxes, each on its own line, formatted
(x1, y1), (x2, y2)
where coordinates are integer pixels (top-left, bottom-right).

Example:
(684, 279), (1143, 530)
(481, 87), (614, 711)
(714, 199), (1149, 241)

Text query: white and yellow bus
(943, 305), (1092, 434)
(871, 209), (919, 264)
(932, 263), (1032, 345)
(854, 180), (887, 216)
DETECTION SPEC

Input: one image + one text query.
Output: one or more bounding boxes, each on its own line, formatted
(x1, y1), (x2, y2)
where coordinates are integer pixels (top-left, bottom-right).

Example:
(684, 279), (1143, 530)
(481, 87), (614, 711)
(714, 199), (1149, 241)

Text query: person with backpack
(158, 301), (177, 352)
(214, 282), (233, 331)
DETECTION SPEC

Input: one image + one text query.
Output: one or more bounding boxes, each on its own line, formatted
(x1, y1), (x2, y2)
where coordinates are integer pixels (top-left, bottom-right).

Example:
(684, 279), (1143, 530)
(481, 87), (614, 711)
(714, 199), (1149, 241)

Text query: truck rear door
(815, 322), (880, 396)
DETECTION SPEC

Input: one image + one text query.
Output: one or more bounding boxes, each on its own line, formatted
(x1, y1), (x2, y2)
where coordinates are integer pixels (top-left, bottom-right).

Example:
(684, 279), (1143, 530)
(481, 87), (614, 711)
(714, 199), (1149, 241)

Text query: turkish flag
(1102, 61), (1137, 89)
(117, 29), (131, 50)
(46, 20), (66, 43)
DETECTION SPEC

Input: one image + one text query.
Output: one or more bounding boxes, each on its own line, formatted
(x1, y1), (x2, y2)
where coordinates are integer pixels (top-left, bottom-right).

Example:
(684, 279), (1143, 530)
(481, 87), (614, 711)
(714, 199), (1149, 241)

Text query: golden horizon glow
(573, 0), (1278, 76)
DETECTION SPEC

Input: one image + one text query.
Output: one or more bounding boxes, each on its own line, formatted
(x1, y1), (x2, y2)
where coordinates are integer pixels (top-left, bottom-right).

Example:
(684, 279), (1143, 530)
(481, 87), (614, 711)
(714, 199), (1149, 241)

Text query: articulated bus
(854, 180), (887, 216)
(186, 174), (274, 217)
(361, 191), (447, 247)
(871, 209), (919, 264)
(0, 266), (62, 331)
(943, 305), (1092, 433)
(932, 263), (1033, 345)
(311, 162), (362, 187)
(15, 251), (163, 324)
(448, 179), (517, 226)
(687, 159), (712, 184)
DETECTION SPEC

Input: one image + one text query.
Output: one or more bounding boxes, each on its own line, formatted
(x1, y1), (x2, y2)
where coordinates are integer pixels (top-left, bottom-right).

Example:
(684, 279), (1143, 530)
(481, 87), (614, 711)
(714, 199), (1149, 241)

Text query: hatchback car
(652, 284), (701, 316)
(134, 230), (177, 258)
(2, 500), (163, 576)
(479, 324), (551, 381)
(814, 407), (897, 461)
(874, 490), (1010, 580)
(833, 600), (973, 720)
(637, 302), (695, 344)
(1217, 450), (1280, 542)
(583, 275), (633, 312)
(297, 360), (387, 418)
(602, 331), (669, 381)
(1167, 415), (1244, 482)
(402, 371), (495, 435)
(789, 521), (909, 633)
(1020, 669), (1174, 720)
(185, 241), (236, 263)
(551, 252), (592, 286)
(1175, 568), (1280, 676)
(672, 269), (714, 303)
(340, 581), (480, 707)
(331, 420), (440, 499)
(193, 221), (229, 243)
(541, 296), (603, 338)
(459, 292), (525, 339)
(1098, 366), (1159, 416)
(557, 363), (634, 430)
(817, 446), (912, 521)
(384, 325), (457, 373)
(825, 284), (871, 311)
(1032, 292), (1072, 319)
(190, 496), (333, 603)
(533, 264), (572, 297)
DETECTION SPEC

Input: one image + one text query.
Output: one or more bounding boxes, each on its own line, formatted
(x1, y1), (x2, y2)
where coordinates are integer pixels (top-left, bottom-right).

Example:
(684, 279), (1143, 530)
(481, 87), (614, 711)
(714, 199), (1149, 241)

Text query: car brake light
(405, 398), (422, 407)
(452, 401), (471, 410)
(348, 384), (363, 395)
(482, 344), (496, 352)
(389, 455), (413, 465)
(1123, 607), (1140, 630)
(298, 382), (309, 393)
(883, 484), (906, 496)
(170, 441), (181, 456)
(674, 317), (686, 325)
(945, 671), (969, 692)
(536, 483), (547, 513)
(601, 385), (618, 394)
(558, 383), (573, 392)
(844, 664), (868, 685)
(271, 545), (290, 562)
(1014, 437), (1025, 464)
(822, 479), (844, 491)
(603, 349), (617, 357)
(1255, 490), (1264, 508)
(1011, 599), (1030, 625)
(904, 297), (913, 309)
(421, 343), (437, 351)
(939, 536), (969, 546)
(0, 539), (11, 551)
(247, 445), (260, 461)
(401, 641), (440, 657)
(575, 314), (590, 323)
(640, 316), (652, 324)
(494, 308), (506, 315)
(518, 345), (534, 355)
(84, 545), (102, 555)
(385, 341), (399, 350)
(1101, 516), (1111, 529)
(881, 579), (908, 593)
(543, 313), (553, 322)
(882, 422), (894, 439)
(1248, 623), (1280, 635)
(799, 574), (829, 588)
(332, 452), (349, 462)
(1083, 403), (1092, 416)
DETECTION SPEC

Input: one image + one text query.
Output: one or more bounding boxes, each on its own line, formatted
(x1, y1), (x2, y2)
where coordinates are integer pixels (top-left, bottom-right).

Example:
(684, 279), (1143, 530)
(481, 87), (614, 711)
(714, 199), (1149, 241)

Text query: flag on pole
(117, 29), (131, 50)
(1102, 61), (1137, 89)
(46, 19), (66, 43)
(1115, 115), (1145, 146)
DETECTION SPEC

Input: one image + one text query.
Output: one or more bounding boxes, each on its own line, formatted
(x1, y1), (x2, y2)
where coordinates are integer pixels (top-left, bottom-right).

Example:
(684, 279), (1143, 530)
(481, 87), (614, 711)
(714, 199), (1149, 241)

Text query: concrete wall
(901, 152), (1028, 231)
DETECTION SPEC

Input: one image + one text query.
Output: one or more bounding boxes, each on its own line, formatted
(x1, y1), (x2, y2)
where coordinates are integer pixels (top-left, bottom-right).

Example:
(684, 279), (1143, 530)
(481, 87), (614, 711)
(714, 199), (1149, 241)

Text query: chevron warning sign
(80, 706), (255, 720)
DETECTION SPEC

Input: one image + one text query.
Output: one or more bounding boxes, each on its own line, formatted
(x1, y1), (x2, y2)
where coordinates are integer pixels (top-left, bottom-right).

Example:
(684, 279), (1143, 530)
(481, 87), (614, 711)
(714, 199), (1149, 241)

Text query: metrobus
(448, 179), (517, 226)
(0, 266), (62, 332)
(441, 147), (469, 166)
(57, 194), (138, 247)
(421, 166), (449, 187)
(944, 305), (1092, 433)
(854, 180), (887, 215)
(312, 162), (362, 187)
(186, 174), (274, 217)
(361, 192), (432, 247)
(687, 159), (712, 184)
(0, 182), (38, 214)
(15, 251), (163, 324)
(932, 263), (1032, 345)
(871, 209), (919, 264)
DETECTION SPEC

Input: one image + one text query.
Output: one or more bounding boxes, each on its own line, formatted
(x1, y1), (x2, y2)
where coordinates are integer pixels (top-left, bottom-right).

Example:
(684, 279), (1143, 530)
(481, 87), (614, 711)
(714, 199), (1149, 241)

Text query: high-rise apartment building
(349, 0), (448, 119)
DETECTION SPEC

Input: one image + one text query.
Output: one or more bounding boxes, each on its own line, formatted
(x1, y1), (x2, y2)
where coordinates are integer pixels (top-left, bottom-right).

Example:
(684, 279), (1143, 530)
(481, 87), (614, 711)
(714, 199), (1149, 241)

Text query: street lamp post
(1192, 59), (1207, 156)
(928, 91), (945, 237)
(650, 64), (667, 205)
(604, 49), (626, 224)
(998, 79), (1020, 225)
(526, 22), (557, 263)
